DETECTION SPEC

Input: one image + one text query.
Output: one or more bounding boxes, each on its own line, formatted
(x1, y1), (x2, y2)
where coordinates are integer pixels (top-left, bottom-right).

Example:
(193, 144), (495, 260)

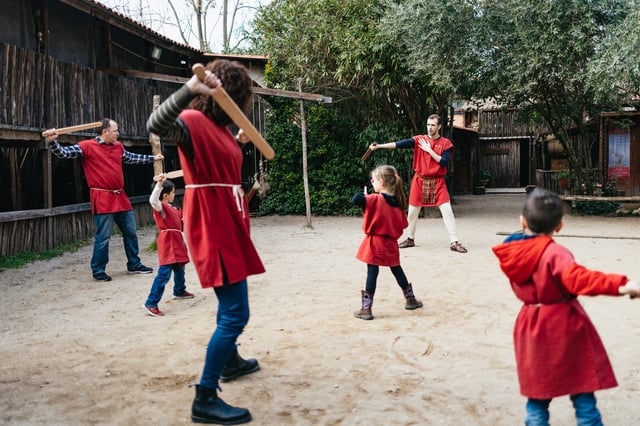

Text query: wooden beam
(252, 86), (332, 103)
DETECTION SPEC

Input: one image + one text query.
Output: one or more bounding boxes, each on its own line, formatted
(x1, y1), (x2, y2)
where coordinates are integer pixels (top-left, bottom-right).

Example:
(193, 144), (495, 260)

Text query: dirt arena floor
(2, 193), (640, 425)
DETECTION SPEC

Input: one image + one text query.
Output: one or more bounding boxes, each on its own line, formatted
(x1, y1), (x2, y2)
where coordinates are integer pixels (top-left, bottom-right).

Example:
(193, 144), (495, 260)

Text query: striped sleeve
(146, 84), (194, 144)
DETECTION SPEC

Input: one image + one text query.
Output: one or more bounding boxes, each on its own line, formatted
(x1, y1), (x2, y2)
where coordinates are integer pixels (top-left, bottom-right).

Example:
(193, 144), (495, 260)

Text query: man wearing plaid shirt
(43, 118), (163, 282)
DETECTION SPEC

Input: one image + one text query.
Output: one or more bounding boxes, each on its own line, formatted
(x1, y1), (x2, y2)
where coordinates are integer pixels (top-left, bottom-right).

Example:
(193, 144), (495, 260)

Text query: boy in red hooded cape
(492, 188), (639, 425)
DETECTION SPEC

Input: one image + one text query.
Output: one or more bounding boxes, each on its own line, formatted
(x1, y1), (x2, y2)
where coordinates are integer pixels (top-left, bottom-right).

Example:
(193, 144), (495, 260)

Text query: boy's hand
(619, 280), (640, 299)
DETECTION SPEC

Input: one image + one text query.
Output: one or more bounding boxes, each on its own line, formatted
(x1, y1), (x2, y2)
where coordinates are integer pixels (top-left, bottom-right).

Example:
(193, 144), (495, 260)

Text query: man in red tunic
(147, 59), (263, 425)
(493, 188), (640, 425)
(368, 114), (467, 253)
(43, 119), (162, 281)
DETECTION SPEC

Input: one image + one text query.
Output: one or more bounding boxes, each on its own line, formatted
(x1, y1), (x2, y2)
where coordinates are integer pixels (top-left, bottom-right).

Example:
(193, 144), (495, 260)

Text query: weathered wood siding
(0, 43), (178, 135)
(0, 194), (183, 257)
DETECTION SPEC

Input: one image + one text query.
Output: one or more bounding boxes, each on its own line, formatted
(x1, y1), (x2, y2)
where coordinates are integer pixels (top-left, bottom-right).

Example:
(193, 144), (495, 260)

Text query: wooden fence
(0, 193), (183, 257)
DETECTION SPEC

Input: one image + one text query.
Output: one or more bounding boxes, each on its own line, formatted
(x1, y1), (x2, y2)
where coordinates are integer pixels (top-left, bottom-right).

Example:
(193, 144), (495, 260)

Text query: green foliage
(586, 3), (640, 106)
(475, 0), (631, 194)
(259, 98), (376, 216)
(573, 200), (621, 216)
(250, 0), (640, 216)
(0, 239), (88, 271)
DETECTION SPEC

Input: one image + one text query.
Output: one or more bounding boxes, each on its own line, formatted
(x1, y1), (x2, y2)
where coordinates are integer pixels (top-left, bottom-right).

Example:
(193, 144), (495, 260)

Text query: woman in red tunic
(493, 188), (640, 425)
(352, 165), (423, 320)
(147, 60), (263, 425)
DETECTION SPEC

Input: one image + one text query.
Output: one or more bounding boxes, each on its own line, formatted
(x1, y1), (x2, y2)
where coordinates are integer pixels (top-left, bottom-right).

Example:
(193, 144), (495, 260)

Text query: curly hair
(188, 59), (253, 126)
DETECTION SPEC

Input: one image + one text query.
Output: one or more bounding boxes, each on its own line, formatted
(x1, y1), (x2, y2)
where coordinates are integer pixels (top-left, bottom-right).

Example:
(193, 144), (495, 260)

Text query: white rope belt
(185, 183), (245, 217)
(160, 228), (182, 232)
(91, 187), (124, 194)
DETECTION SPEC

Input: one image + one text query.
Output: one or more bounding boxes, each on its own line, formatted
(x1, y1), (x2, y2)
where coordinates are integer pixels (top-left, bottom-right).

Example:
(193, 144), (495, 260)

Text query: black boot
(220, 348), (260, 382)
(191, 384), (252, 425)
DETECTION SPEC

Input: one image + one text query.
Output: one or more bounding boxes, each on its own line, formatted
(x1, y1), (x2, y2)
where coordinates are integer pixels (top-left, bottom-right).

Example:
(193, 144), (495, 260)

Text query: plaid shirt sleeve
(46, 140), (83, 158)
(122, 150), (155, 165)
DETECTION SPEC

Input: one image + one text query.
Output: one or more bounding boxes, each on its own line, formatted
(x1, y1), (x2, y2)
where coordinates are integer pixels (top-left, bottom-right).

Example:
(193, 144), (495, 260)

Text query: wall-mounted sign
(608, 128), (630, 180)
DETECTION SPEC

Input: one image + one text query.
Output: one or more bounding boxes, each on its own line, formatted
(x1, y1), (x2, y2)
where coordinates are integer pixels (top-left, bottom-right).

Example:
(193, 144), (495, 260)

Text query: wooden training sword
(192, 63), (275, 160)
(41, 121), (102, 137)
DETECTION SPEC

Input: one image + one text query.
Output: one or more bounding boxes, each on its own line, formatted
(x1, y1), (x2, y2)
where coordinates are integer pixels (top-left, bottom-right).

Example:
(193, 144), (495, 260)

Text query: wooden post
(299, 78), (312, 229)
(149, 95), (163, 176)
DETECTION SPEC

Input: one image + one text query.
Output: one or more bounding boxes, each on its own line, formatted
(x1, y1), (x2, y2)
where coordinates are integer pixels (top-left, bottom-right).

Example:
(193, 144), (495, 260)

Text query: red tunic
(78, 139), (132, 214)
(178, 110), (265, 288)
(356, 194), (408, 266)
(153, 201), (189, 266)
(408, 135), (453, 207)
(492, 236), (627, 399)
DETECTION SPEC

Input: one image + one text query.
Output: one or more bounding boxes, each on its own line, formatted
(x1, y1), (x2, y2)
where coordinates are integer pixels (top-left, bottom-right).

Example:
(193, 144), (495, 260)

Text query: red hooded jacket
(492, 235), (627, 399)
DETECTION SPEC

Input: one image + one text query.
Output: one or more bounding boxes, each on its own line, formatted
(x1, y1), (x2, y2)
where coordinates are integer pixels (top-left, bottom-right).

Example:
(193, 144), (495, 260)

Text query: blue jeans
(525, 393), (602, 426)
(91, 210), (142, 274)
(144, 264), (186, 308)
(200, 279), (250, 389)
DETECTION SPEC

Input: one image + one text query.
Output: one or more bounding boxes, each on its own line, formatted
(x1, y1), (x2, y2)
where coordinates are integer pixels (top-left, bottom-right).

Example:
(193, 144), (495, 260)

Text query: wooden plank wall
(0, 42), (178, 135)
(478, 109), (535, 137)
(0, 42), (181, 257)
(0, 194), (184, 257)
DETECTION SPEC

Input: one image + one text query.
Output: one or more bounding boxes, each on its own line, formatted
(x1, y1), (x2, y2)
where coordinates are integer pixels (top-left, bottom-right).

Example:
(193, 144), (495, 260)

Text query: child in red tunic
(352, 165), (423, 320)
(143, 175), (193, 317)
(492, 188), (640, 425)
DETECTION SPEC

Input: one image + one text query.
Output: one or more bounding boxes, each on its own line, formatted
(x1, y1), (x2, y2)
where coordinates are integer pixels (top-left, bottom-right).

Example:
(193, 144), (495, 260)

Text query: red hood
(492, 236), (553, 285)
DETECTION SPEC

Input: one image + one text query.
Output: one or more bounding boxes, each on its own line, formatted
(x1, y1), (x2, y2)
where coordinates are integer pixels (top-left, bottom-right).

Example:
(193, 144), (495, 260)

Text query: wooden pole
(299, 78), (312, 229)
(149, 95), (163, 176)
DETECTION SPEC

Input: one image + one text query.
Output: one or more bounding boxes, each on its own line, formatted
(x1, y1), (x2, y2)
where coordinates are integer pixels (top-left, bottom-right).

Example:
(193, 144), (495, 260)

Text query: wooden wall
(0, 42), (178, 135)
(0, 193), (184, 257)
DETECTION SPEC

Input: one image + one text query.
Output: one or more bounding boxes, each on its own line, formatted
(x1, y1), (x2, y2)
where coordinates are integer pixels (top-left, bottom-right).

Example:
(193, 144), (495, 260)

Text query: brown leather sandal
(399, 237), (415, 248)
(450, 241), (467, 253)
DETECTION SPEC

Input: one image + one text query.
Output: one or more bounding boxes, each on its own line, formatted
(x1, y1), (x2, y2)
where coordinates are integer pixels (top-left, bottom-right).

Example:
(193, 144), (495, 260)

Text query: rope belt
(160, 228), (182, 233)
(91, 187), (124, 194)
(185, 182), (245, 217)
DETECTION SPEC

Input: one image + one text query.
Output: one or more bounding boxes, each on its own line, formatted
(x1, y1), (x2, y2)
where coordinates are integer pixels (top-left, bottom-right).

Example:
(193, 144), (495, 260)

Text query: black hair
(151, 179), (175, 198)
(522, 188), (563, 234)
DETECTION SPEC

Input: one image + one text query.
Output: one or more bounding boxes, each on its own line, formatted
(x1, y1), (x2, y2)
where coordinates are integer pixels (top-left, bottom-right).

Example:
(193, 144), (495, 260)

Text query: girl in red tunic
(492, 188), (640, 425)
(352, 165), (423, 320)
(143, 176), (193, 317)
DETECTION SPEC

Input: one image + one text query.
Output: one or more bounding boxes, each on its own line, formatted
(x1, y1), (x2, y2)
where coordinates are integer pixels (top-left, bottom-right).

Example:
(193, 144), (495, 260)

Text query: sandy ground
(1, 193), (640, 426)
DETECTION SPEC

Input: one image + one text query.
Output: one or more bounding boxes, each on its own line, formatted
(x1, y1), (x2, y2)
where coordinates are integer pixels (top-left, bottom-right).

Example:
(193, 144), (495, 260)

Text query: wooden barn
(451, 108), (540, 193)
(0, 0), (269, 257)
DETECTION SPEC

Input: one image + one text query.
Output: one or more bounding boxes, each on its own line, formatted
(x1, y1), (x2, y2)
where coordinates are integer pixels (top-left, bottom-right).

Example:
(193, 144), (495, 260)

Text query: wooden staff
(360, 142), (377, 162)
(192, 63), (275, 160)
(149, 95), (164, 176)
(163, 170), (183, 179)
(41, 121), (102, 137)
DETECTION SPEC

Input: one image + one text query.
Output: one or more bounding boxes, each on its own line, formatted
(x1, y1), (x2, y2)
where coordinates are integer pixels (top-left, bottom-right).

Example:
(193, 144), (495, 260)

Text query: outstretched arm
(42, 130), (83, 159)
